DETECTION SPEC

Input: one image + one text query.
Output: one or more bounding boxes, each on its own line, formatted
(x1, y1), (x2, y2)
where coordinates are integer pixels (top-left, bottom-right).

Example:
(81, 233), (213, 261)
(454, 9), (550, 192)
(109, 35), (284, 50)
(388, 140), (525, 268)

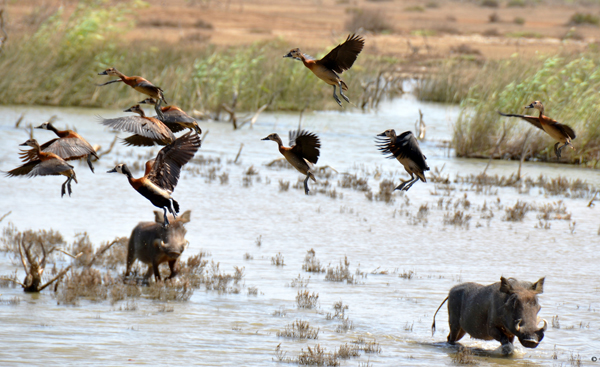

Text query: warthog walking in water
(432, 277), (547, 355)
(125, 210), (191, 282)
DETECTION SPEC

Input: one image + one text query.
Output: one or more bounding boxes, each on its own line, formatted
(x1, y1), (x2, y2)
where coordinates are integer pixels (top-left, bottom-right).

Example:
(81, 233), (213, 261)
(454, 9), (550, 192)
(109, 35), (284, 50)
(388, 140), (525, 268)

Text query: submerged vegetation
(417, 51), (600, 164)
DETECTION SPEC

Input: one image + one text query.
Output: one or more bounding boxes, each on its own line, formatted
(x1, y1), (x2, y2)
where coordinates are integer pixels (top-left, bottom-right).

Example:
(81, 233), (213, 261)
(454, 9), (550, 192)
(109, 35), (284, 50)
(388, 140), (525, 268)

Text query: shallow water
(0, 96), (599, 366)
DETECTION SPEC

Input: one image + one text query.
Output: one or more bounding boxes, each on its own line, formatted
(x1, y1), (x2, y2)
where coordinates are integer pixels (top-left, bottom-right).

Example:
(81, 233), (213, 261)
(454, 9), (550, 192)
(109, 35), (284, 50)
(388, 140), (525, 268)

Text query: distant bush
(481, 0), (499, 7)
(345, 8), (392, 33)
(514, 17), (525, 25)
(569, 12), (599, 26)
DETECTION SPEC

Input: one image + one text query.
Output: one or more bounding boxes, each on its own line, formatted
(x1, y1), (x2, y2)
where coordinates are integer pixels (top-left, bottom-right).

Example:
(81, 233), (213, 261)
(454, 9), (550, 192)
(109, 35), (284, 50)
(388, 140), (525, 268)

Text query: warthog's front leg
(490, 327), (515, 355)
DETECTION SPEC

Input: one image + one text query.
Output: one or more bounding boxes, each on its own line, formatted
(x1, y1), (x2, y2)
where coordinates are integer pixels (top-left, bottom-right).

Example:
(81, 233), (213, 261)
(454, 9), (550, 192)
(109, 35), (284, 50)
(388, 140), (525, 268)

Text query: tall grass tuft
(0, 2), (396, 112)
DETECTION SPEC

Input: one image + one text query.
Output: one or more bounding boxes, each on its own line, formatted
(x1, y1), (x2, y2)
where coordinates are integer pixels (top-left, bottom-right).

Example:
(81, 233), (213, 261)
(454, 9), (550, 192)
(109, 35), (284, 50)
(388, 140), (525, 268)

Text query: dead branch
(234, 143), (244, 164)
(238, 92), (278, 129)
(415, 109), (426, 140)
(95, 135), (118, 160)
(588, 191), (597, 208)
(86, 239), (119, 268)
(483, 121), (507, 175)
(0, 276), (24, 288)
(221, 91), (239, 129)
(14, 114), (24, 128)
(0, 211), (10, 223)
(201, 129), (209, 144)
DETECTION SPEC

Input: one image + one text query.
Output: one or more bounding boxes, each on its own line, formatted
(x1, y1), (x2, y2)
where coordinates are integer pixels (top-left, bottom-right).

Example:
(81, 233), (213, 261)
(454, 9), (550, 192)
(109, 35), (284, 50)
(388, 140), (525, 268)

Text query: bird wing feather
(147, 132), (202, 193)
(100, 115), (174, 141)
(40, 137), (97, 160)
(289, 130), (321, 164)
(316, 34), (365, 74)
(376, 131), (429, 170)
(498, 112), (543, 130)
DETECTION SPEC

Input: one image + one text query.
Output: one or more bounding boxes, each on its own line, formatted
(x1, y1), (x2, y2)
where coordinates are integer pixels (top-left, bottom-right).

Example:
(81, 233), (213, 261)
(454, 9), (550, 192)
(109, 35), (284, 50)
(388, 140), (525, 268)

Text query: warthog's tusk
(538, 318), (548, 332)
(515, 319), (522, 332)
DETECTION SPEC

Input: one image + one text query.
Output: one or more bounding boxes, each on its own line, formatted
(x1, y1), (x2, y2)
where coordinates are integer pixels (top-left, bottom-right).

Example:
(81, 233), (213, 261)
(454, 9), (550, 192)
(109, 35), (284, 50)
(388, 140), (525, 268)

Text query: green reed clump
(0, 1), (395, 112)
(419, 52), (600, 164)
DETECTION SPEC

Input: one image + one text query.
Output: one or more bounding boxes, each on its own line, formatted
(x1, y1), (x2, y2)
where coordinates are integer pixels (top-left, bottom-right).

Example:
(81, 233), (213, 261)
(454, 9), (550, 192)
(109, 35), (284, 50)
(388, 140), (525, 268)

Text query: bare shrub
(277, 319), (319, 339)
(302, 249), (325, 273)
(345, 9), (391, 34)
(296, 290), (319, 309)
(271, 252), (285, 266)
(503, 201), (529, 221)
(325, 256), (355, 284)
(375, 179), (395, 203)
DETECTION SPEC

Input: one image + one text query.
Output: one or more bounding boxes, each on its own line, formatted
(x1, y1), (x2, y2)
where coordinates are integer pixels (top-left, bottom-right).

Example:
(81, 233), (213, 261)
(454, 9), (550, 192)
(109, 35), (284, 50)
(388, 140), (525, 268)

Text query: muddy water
(0, 97), (599, 366)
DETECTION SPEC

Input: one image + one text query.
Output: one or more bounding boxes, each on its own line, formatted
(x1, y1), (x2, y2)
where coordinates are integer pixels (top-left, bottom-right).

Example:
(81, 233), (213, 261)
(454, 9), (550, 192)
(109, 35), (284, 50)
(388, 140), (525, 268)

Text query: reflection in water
(0, 99), (599, 366)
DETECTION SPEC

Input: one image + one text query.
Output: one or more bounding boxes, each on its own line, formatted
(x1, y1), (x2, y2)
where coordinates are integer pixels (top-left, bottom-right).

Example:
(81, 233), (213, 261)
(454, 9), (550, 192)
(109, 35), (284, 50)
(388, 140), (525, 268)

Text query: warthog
(432, 277), (547, 355)
(125, 210), (191, 282)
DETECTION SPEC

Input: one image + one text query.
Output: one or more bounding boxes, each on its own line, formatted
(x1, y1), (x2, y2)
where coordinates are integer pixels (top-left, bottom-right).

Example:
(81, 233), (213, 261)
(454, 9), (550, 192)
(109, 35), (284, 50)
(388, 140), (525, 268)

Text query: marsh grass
(503, 201), (529, 221)
(277, 319), (320, 339)
(302, 249), (325, 273)
(375, 179), (395, 203)
(296, 290), (319, 309)
(0, 2), (397, 112)
(271, 252), (285, 266)
(325, 256), (355, 284)
(420, 52), (600, 164)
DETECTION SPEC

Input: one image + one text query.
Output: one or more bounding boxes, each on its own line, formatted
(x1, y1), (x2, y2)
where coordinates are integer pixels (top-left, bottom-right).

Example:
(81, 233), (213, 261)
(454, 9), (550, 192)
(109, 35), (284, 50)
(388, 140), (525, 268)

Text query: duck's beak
(34, 123), (44, 129)
(377, 132), (387, 137)
(98, 70), (108, 75)
(19, 142), (29, 146)
(138, 98), (154, 105)
(123, 107), (133, 112)
(283, 52), (293, 58)
(107, 167), (117, 173)
(261, 137), (271, 141)
(524, 103), (534, 109)
(194, 125), (202, 135)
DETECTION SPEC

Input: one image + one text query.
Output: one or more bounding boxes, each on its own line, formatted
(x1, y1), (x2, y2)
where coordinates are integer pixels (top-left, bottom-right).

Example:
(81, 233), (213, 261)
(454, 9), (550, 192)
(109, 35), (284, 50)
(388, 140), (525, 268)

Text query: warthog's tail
(431, 296), (449, 337)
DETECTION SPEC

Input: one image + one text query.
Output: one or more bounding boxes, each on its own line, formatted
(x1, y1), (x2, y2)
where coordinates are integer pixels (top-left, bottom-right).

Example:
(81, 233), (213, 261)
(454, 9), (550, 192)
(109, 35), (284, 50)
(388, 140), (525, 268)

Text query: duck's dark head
(19, 138), (40, 149)
(377, 129), (397, 140)
(124, 104), (145, 116)
(108, 163), (132, 177)
(284, 48), (303, 61)
(261, 133), (283, 145)
(98, 67), (119, 76)
(524, 100), (543, 111)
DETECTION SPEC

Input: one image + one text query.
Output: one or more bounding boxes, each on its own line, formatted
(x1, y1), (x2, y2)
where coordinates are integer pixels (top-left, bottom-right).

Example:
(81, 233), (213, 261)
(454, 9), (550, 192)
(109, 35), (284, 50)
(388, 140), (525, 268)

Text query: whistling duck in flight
(100, 104), (175, 146)
(108, 132), (201, 227)
(262, 130), (320, 195)
(138, 98), (202, 135)
(97, 67), (167, 118)
(22, 122), (99, 173)
(376, 130), (429, 191)
(6, 139), (78, 197)
(284, 34), (364, 107)
(499, 101), (576, 159)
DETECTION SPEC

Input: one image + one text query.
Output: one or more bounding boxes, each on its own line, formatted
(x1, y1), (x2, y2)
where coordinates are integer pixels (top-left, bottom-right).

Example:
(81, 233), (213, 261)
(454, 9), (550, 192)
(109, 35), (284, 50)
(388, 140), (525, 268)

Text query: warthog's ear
(500, 276), (513, 294)
(531, 277), (545, 294)
(178, 210), (191, 224)
(154, 210), (165, 224)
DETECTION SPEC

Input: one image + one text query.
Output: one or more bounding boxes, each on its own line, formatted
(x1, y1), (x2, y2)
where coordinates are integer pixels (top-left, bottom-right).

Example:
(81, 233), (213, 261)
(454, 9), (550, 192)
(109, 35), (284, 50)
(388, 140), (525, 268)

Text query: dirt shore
(4, 0), (598, 60)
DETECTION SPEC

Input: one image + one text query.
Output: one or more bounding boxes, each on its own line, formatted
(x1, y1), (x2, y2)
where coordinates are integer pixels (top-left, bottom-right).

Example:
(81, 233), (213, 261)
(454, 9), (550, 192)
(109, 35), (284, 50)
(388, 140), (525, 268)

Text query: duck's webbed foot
(61, 182), (67, 198)
(554, 142), (562, 159)
(304, 175), (311, 195)
(170, 199), (178, 219)
(162, 207), (170, 228)
(395, 175), (417, 192)
(339, 82), (350, 103)
(87, 154), (95, 173)
(332, 85), (342, 107)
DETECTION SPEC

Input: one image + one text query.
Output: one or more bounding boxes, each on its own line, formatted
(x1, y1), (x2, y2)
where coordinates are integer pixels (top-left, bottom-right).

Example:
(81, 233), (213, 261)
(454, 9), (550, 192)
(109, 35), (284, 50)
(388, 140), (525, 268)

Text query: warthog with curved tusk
(432, 276), (547, 355)
(125, 210), (191, 282)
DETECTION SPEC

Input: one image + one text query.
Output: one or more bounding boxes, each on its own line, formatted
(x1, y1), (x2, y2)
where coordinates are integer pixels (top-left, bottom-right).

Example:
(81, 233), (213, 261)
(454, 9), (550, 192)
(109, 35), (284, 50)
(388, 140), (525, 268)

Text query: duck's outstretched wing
(36, 137), (97, 161)
(316, 34), (365, 74)
(100, 115), (175, 142)
(122, 135), (169, 147)
(6, 159), (73, 178)
(376, 131), (429, 170)
(158, 108), (196, 133)
(544, 117), (576, 140)
(498, 111), (543, 130)
(147, 132), (202, 193)
(289, 130), (321, 164)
